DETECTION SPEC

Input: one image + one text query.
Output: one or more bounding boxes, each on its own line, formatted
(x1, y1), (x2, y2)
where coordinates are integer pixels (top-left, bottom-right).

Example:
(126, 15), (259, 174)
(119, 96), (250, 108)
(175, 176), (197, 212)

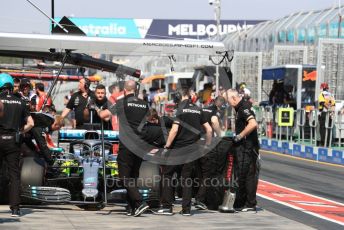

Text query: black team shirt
(172, 99), (207, 148)
(110, 93), (149, 138)
(234, 99), (259, 148)
(86, 97), (112, 130)
(0, 92), (29, 133)
(201, 104), (217, 124)
(201, 104), (223, 135)
(66, 91), (94, 128)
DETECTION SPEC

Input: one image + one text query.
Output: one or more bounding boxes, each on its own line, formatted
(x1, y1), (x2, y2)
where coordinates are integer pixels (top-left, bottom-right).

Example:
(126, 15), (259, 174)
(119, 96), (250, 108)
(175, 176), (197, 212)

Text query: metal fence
(257, 106), (344, 149)
(230, 52), (262, 103)
(273, 45), (308, 65)
(227, 40), (344, 106)
(316, 38), (344, 100)
(229, 45), (311, 103)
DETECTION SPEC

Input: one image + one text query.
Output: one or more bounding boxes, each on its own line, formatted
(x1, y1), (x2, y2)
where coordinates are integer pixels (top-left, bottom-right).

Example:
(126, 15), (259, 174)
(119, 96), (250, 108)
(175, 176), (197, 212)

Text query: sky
(0, 0), (340, 34)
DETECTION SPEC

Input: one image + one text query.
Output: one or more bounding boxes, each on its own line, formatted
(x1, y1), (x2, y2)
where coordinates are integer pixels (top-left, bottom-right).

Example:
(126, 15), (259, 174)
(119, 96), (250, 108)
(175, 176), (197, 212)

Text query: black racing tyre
(21, 157), (45, 186)
(138, 161), (160, 208)
(138, 161), (160, 190)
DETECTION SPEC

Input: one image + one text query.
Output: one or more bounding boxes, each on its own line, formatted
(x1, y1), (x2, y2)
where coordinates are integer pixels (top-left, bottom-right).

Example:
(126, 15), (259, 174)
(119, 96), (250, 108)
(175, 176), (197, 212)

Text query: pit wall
(260, 138), (344, 165)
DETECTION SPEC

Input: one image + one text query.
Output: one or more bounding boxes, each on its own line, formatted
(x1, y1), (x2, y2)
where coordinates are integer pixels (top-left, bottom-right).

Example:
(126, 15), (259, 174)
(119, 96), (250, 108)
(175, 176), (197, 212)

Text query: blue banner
(55, 18), (264, 39)
(144, 19), (264, 39)
(55, 17), (141, 38)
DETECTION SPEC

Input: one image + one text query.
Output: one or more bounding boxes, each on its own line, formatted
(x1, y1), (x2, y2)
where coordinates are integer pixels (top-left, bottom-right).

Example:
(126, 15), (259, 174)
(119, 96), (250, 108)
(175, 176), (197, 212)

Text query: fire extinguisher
(266, 121), (273, 138)
(226, 154), (234, 181)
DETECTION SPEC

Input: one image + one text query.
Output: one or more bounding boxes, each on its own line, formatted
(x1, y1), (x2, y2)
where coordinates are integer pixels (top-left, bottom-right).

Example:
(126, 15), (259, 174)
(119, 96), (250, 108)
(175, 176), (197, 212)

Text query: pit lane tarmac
(0, 203), (314, 229)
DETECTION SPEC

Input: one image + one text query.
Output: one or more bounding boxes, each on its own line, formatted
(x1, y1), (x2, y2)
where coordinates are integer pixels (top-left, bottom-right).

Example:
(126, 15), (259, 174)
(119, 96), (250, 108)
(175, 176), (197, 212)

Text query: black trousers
(117, 145), (143, 209)
(160, 161), (195, 211)
(196, 138), (231, 203)
(0, 133), (21, 210)
(234, 144), (259, 209)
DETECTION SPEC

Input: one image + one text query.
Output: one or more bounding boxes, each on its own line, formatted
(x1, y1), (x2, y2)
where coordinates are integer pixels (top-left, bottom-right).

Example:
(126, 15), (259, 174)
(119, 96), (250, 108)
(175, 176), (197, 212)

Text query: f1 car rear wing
(58, 129), (119, 144)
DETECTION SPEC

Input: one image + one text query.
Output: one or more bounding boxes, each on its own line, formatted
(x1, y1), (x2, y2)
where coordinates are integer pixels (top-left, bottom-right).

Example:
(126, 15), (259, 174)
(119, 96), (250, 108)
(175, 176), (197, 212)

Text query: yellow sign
(278, 108), (294, 127)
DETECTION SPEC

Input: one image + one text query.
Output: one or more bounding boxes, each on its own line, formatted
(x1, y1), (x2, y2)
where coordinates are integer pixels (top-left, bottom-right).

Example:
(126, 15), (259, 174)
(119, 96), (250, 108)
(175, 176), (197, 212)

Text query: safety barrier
(259, 107), (344, 148)
(274, 107), (280, 140)
(296, 109), (306, 144)
(335, 112), (344, 148)
(259, 138), (344, 165)
(324, 111), (335, 148)
(257, 105), (344, 165)
(279, 108), (294, 142)
(308, 110), (318, 146)
(153, 101), (175, 116)
(253, 106), (265, 136)
(263, 106), (274, 138)
(153, 102), (166, 116)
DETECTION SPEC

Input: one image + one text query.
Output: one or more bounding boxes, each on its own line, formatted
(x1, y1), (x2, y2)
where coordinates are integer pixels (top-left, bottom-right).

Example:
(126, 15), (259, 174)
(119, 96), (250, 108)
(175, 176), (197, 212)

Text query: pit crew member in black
(16, 81), (56, 164)
(0, 100), (3, 117)
(57, 78), (94, 129)
(99, 80), (150, 217)
(201, 96), (226, 137)
(225, 89), (260, 212)
(141, 108), (166, 148)
(0, 73), (34, 217)
(17, 78), (32, 111)
(83, 84), (112, 130)
(195, 96), (226, 210)
(156, 88), (212, 216)
(15, 79), (34, 158)
(13, 78), (20, 94)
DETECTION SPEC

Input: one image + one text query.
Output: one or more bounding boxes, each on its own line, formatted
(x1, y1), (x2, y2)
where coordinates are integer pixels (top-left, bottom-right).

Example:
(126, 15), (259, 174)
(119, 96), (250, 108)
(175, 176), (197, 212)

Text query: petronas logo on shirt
(75, 97), (79, 106)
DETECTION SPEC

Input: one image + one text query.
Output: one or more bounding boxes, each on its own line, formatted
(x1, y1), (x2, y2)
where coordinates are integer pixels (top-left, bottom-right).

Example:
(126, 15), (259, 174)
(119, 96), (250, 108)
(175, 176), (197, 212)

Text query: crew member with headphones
(83, 84), (112, 130)
(0, 73), (34, 217)
(57, 78), (94, 129)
